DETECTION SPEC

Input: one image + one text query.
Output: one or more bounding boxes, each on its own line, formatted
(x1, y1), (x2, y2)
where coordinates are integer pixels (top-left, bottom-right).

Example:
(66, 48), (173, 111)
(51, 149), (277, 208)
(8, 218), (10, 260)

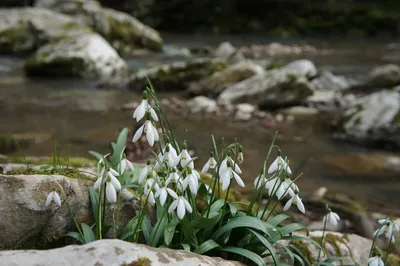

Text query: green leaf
(181, 243), (191, 252)
(323, 256), (344, 263)
(121, 184), (140, 190)
(228, 203), (237, 217)
(267, 214), (290, 226)
(209, 199), (225, 213)
(284, 235), (322, 250)
(289, 244), (311, 266)
(119, 217), (138, 240)
(212, 216), (269, 240)
(148, 212), (166, 247)
(164, 219), (179, 246)
(88, 150), (103, 162)
(248, 229), (278, 264)
(88, 188), (99, 225)
(81, 223), (96, 243)
(110, 128), (129, 167)
(191, 213), (221, 229)
(180, 217), (198, 247)
(142, 216), (152, 243)
(64, 232), (84, 244)
(222, 247), (266, 266)
(194, 239), (220, 255)
(280, 223), (306, 236)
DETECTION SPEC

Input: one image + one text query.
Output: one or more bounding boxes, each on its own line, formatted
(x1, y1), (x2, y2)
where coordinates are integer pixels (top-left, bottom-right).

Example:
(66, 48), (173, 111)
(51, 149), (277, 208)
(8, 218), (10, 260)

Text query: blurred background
(1, 0), (400, 226)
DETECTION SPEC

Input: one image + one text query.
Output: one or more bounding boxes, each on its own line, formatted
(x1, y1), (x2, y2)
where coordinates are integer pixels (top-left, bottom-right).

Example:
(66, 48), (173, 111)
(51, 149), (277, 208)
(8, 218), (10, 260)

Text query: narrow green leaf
(142, 216), (152, 243)
(88, 150), (104, 161)
(228, 203), (237, 217)
(194, 239), (220, 255)
(191, 213), (221, 229)
(181, 243), (191, 252)
(267, 214), (290, 226)
(121, 184), (140, 190)
(323, 256), (345, 263)
(289, 244), (311, 266)
(148, 213), (166, 247)
(164, 219), (179, 246)
(209, 199), (225, 213)
(111, 128), (129, 167)
(119, 217), (138, 240)
(64, 232), (84, 244)
(248, 229), (278, 264)
(88, 188), (99, 224)
(212, 216), (268, 240)
(284, 235), (322, 250)
(222, 247), (266, 266)
(180, 217), (198, 247)
(279, 223), (306, 237)
(81, 223), (96, 243)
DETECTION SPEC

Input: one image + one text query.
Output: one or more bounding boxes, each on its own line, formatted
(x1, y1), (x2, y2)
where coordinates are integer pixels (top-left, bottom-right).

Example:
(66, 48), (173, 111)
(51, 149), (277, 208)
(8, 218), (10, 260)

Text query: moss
(311, 233), (356, 265)
(123, 257), (152, 266)
(290, 240), (315, 265)
(266, 63), (285, 70)
(0, 156), (95, 168)
(0, 26), (36, 55)
(24, 55), (86, 78)
(387, 254), (400, 266)
(5, 166), (95, 181)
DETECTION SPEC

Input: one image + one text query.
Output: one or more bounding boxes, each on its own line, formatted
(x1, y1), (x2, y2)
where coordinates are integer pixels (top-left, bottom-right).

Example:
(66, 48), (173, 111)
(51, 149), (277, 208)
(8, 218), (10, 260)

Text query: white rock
(0, 239), (243, 266)
(186, 96), (218, 113)
(215, 41), (237, 58)
(281, 106), (319, 116)
(235, 103), (256, 121)
(284, 59), (317, 78)
(312, 71), (350, 91)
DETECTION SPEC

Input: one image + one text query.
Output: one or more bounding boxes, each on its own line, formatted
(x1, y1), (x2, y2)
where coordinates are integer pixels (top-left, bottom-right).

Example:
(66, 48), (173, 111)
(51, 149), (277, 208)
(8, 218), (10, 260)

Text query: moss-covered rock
(128, 58), (228, 92)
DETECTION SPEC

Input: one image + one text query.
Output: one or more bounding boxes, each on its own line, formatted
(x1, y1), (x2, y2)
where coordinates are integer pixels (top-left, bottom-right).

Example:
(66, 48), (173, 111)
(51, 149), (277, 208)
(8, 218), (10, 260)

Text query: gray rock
(235, 103), (256, 121)
(284, 59), (317, 78)
(218, 68), (315, 108)
(312, 71), (351, 91)
(35, 0), (163, 53)
(0, 173), (139, 249)
(0, 239), (244, 266)
(338, 87), (400, 146)
(187, 60), (265, 97)
(281, 106), (319, 116)
(24, 33), (128, 87)
(363, 64), (400, 89)
(163, 45), (191, 57)
(128, 58), (227, 92)
(186, 96), (218, 113)
(215, 41), (237, 58)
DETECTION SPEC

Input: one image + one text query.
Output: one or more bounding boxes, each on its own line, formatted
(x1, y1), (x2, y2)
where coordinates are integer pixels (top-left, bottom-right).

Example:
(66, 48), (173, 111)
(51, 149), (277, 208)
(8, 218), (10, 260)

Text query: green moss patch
(6, 166), (95, 181)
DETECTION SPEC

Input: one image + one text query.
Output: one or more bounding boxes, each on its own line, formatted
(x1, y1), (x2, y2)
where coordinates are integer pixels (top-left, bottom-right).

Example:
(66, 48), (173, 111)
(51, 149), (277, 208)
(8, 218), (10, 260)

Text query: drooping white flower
(133, 92), (158, 122)
(156, 144), (179, 169)
(265, 177), (283, 197)
(182, 169), (200, 194)
(132, 117), (160, 147)
(253, 174), (268, 190)
(144, 179), (159, 205)
(155, 181), (178, 206)
(219, 161), (245, 191)
(93, 168), (121, 191)
(106, 180), (117, 203)
(324, 211), (341, 226)
(268, 156), (292, 175)
(45, 190), (61, 207)
(168, 195), (192, 219)
(201, 154), (217, 173)
(374, 218), (399, 243)
(139, 162), (156, 184)
(117, 157), (135, 174)
(274, 177), (298, 200)
(367, 256), (384, 266)
(175, 148), (194, 169)
(218, 155), (242, 178)
(283, 191), (305, 214)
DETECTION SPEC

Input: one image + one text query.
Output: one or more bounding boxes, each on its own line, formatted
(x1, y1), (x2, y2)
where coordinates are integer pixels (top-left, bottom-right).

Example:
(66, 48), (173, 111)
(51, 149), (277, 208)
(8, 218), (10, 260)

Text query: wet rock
(0, 173), (140, 249)
(186, 96), (218, 113)
(24, 33), (128, 87)
(281, 106), (319, 117)
(128, 58), (227, 92)
(284, 59), (317, 79)
(239, 42), (320, 59)
(0, 7), (90, 55)
(337, 87), (400, 147)
(218, 68), (315, 108)
(187, 60), (265, 97)
(0, 239), (244, 266)
(35, 0), (163, 53)
(215, 41), (236, 58)
(357, 64), (400, 89)
(311, 71), (351, 91)
(235, 103), (256, 121)
(162, 45), (191, 57)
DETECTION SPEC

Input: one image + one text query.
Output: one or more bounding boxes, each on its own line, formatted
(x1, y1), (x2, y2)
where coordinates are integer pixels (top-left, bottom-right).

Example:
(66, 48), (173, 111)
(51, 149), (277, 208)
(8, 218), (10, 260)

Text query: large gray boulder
(284, 59), (317, 79)
(218, 68), (315, 107)
(338, 87), (400, 147)
(24, 33), (128, 87)
(0, 173), (140, 249)
(35, 0), (163, 53)
(0, 239), (244, 266)
(311, 71), (351, 91)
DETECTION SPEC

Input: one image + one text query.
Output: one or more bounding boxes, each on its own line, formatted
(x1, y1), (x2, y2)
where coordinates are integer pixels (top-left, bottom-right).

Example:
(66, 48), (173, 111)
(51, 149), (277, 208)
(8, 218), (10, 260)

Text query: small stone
(235, 103), (256, 121)
(275, 113), (284, 122)
(186, 96), (218, 113)
(215, 41), (237, 58)
(284, 59), (317, 78)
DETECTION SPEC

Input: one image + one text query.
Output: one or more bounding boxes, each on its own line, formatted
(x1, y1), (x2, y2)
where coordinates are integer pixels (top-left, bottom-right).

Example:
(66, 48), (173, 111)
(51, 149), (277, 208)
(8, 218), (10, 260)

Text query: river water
(1, 36), (399, 214)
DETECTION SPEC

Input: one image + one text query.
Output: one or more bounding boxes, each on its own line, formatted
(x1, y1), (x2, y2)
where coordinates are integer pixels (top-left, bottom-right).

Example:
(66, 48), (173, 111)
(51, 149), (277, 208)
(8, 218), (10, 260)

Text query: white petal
(268, 157), (279, 174)
(148, 192), (155, 205)
(221, 179), (230, 191)
(296, 198), (305, 214)
(119, 159), (126, 173)
(53, 192), (61, 206)
(332, 212), (340, 221)
(146, 122), (155, 146)
(132, 124), (144, 142)
(126, 160), (135, 172)
(109, 173), (122, 191)
(201, 161), (210, 173)
(166, 188), (178, 199)
(183, 198), (192, 213)
(378, 219), (388, 224)
(283, 198), (293, 211)
(160, 189), (167, 206)
(45, 192), (54, 207)
(109, 168), (119, 177)
(106, 183), (117, 203)
(139, 166), (149, 184)
(189, 178), (198, 194)
(177, 199), (186, 219)
(133, 100), (146, 122)
(93, 177), (103, 190)
(152, 125), (159, 142)
(232, 171), (245, 187)
(168, 199), (179, 213)
(149, 107), (158, 121)
(232, 161), (242, 174)
(209, 158), (217, 168)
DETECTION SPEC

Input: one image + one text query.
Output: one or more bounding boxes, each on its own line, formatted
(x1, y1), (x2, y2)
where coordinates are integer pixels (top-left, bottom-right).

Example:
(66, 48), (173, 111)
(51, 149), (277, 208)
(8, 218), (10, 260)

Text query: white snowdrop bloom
(133, 92), (158, 122)
(166, 168), (180, 183)
(275, 177), (298, 200)
(96, 152), (111, 178)
(265, 177), (282, 196)
(45, 190), (61, 207)
(118, 157), (135, 174)
(253, 174), (268, 190)
(144, 179), (159, 205)
(201, 154), (217, 173)
(219, 155), (242, 177)
(219, 161), (245, 191)
(374, 218), (399, 243)
(175, 148), (194, 169)
(155, 182), (178, 206)
(106, 180), (118, 203)
(132, 117), (160, 147)
(156, 144), (179, 169)
(93, 168), (121, 191)
(139, 162), (156, 184)
(283, 192), (305, 214)
(168, 195), (192, 219)
(324, 211), (341, 226)
(182, 169), (200, 194)
(367, 256), (384, 266)
(268, 156), (292, 175)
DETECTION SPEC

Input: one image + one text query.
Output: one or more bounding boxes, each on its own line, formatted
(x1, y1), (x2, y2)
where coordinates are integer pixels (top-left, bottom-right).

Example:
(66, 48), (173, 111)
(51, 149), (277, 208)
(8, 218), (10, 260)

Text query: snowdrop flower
(265, 177), (283, 198)
(144, 179), (159, 205)
(117, 156), (135, 174)
(132, 112), (160, 147)
(105, 176), (121, 203)
(283, 191), (305, 214)
(166, 168), (180, 183)
(275, 177), (298, 200)
(93, 168), (121, 191)
(96, 153), (111, 178)
(237, 145), (244, 164)
(139, 161), (156, 184)
(175, 143), (194, 169)
(182, 168), (200, 194)
(155, 181), (178, 206)
(219, 161), (245, 191)
(324, 210), (341, 226)
(133, 91), (158, 122)
(268, 156), (292, 175)
(253, 173), (268, 190)
(218, 154), (242, 177)
(156, 144), (179, 169)
(168, 195), (192, 219)
(367, 256), (384, 266)
(45, 189), (61, 207)
(201, 152), (217, 173)
(374, 218), (399, 242)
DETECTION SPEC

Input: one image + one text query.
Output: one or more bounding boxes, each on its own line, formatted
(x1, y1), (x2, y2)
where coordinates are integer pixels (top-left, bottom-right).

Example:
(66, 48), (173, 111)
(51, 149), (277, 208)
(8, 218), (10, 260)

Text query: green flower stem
(114, 191), (121, 238)
(206, 174), (218, 218)
(219, 181), (232, 228)
(317, 213), (328, 262)
(384, 234), (394, 263)
(368, 223), (385, 257)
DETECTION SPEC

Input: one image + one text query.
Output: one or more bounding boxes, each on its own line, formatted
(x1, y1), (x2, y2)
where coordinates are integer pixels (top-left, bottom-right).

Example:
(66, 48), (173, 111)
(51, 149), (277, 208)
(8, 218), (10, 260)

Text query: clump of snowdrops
(44, 83), (398, 266)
